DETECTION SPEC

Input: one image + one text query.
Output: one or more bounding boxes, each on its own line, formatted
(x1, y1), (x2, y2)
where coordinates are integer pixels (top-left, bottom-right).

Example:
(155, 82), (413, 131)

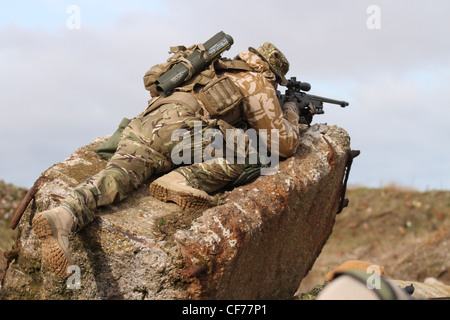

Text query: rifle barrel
(306, 93), (349, 108)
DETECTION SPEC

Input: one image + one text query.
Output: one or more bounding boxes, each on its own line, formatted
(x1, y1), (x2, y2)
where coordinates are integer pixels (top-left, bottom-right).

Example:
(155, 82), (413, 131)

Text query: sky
(0, 0), (449, 191)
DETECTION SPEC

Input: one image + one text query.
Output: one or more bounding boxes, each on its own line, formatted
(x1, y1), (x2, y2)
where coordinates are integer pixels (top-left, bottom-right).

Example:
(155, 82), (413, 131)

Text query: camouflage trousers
(61, 103), (249, 232)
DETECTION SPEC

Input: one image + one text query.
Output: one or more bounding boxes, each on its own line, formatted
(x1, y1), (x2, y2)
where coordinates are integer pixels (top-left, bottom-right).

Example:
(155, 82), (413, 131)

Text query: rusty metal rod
(9, 176), (47, 230)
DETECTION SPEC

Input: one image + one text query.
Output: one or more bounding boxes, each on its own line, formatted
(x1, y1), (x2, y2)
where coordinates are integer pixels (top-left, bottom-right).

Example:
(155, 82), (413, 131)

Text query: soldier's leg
(175, 159), (246, 194)
(176, 122), (264, 194)
(60, 114), (173, 232)
(149, 152), (253, 208)
(150, 124), (261, 207)
(31, 104), (190, 277)
(31, 114), (171, 277)
(32, 103), (207, 277)
(36, 102), (200, 231)
(61, 101), (203, 231)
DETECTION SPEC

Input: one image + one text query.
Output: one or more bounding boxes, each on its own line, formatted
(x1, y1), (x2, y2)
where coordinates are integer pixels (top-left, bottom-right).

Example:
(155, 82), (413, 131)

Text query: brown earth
(297, 185), (450, 296)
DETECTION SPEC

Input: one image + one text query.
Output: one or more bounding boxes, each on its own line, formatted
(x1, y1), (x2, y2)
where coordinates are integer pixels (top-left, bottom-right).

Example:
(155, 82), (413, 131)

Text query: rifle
(277, 77), (358, 215)
(276, 77), (349, 125)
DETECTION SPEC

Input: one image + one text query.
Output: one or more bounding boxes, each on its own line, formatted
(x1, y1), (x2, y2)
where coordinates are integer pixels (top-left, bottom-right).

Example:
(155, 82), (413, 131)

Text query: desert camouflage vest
(142, 45), (251, 127)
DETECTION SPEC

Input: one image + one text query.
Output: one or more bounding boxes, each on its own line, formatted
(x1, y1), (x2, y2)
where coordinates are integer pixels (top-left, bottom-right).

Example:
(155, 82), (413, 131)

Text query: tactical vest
(142, 46), (252, 127)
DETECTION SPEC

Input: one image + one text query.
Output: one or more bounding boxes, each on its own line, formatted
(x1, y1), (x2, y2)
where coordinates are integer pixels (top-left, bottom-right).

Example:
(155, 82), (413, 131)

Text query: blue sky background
(1, 0), (449, 191)
(0, 1), (169, 29)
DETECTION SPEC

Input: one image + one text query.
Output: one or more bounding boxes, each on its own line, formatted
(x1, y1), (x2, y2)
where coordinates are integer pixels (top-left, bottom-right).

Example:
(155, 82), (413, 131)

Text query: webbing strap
(215, 59), (252, 72)
(197, 43), (211, 60)
(179, 57), (196, 80)
(168, 45), (187, 53)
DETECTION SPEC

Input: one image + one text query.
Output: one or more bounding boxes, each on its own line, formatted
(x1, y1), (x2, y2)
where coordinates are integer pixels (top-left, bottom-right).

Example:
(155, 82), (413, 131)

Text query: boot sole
(32, 214), (72, 278)
(149, 181), (212, 210)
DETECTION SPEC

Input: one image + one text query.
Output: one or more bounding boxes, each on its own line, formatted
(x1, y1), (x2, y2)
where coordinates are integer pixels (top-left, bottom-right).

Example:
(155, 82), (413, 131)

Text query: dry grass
(0, 180), (27, 251)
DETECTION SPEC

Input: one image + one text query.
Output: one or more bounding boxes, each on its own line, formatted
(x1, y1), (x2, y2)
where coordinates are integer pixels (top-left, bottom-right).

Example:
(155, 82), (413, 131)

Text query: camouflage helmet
(249, 42), (290, 85)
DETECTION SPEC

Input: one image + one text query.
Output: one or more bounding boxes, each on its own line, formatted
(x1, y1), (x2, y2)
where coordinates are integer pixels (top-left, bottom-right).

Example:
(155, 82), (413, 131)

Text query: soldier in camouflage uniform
(32, 42), (300, 277)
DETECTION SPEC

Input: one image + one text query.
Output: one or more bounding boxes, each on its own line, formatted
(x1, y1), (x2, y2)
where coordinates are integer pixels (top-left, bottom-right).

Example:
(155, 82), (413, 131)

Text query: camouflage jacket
(225, 51), (300, 158)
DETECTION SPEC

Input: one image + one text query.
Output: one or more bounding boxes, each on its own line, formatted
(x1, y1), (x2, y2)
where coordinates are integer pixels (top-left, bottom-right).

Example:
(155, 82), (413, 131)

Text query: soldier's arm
(243, 74), (300, 158)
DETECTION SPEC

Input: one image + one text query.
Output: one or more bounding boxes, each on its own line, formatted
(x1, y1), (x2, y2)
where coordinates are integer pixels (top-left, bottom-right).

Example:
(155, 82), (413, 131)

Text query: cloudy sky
(1, 0), (449, 191)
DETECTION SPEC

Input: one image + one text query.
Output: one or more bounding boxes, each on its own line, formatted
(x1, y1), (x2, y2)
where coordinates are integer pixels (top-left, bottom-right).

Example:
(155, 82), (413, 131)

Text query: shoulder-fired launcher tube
(156, 31), (234, 96)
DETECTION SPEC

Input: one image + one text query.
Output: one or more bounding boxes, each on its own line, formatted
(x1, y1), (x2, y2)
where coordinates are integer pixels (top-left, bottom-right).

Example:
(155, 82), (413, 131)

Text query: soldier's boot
(32, 207), (74, 278)
(149, 171), (214, 209)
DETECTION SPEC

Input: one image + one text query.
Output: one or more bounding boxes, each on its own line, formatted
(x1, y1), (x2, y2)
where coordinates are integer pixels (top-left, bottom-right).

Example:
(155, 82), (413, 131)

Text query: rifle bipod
(337, 149), (360, 214)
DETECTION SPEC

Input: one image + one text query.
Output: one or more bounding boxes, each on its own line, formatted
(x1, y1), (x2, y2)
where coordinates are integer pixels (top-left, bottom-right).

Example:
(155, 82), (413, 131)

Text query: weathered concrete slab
(0, 124), (353, 300)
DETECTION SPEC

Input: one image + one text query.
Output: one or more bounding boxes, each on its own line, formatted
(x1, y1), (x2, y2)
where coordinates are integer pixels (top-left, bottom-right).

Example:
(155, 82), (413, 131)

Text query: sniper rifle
(276, 77), (349, 125)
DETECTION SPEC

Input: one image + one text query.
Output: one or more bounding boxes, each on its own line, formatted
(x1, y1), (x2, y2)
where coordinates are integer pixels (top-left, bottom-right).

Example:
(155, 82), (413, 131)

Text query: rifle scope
(286, 77), (311, 92)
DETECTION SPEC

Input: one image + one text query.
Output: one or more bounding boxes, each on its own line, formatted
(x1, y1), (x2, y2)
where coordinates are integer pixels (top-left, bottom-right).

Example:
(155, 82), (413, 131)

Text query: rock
(0, 124), (354, 300)
(392, 280), (450, 299)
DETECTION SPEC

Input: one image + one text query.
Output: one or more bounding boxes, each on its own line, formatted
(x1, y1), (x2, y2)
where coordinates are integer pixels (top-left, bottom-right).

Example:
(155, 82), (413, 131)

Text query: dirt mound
(298, 185), (450, 295)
